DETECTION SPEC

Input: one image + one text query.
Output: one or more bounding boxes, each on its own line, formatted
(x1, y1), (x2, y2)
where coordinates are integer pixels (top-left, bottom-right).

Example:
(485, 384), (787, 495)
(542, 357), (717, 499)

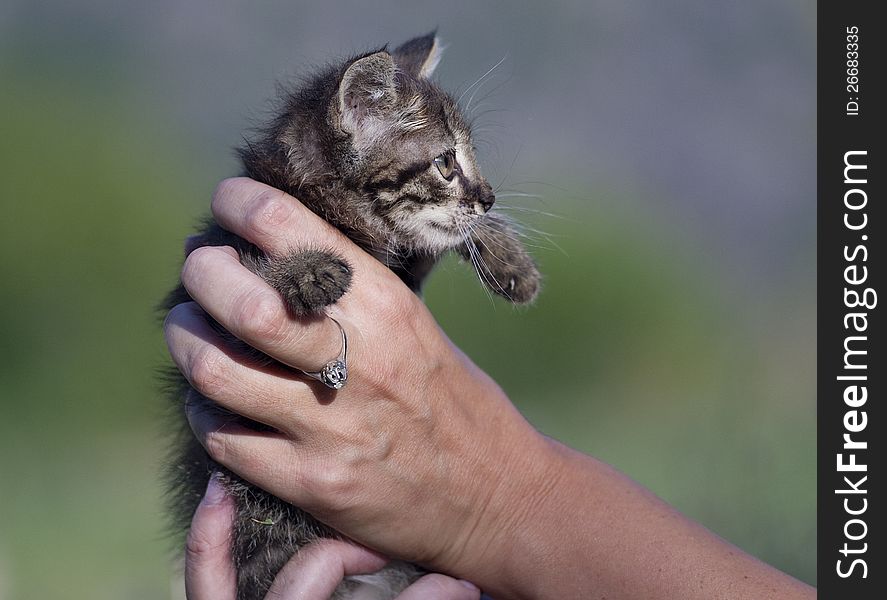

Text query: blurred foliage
(0, 67), (199, 599)
(0, 63), (813, 599)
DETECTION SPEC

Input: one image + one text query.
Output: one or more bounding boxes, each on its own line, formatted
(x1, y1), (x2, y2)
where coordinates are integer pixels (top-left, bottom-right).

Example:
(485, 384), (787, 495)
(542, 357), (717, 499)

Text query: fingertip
(397, 573), (482, 600)
(312, 539), (390, 575)
(266, 540), (390, 599)
(192, 471), (235, 521)
(185, 472), (236, 600)
(202, 471), (227, 507)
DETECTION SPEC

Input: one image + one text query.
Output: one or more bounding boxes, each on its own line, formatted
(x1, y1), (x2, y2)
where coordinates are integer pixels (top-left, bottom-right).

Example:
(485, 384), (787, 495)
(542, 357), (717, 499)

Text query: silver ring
(300, 317), (348, 389)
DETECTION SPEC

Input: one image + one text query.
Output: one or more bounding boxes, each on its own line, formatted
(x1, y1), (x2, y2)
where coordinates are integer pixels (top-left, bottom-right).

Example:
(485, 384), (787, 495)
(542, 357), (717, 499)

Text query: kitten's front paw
(485, 252), (541, 304)
(263, 250), (352, 315)
(464, 216), (541, 304)
(500, 261), (541, 304)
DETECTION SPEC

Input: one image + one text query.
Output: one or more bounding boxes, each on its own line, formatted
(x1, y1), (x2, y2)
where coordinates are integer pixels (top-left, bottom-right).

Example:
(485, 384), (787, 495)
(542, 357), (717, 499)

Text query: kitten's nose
(475, 192), (495, 215)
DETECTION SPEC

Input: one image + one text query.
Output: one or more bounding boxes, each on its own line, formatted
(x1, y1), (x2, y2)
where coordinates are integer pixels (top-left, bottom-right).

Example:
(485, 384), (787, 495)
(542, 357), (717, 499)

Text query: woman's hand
(166, 177), (815, 600)
(185, 474), (481, 600)
(164, 177), (558, 580)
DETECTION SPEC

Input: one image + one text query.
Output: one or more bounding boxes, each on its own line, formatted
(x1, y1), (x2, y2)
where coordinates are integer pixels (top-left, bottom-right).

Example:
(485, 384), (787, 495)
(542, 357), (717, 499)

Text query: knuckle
(236, 292), (285, 341)
(307, 465), (355, 508)
(203, 429), (230, 464)
(393, 290), (422, 325)
(245, 188), (293, 239)
(361, 295), (427, 392)
(188, 345), (228, 398)
(184, 528), (217, 564)
(370, 282), (417, 326)
(298, 539), (346, 569)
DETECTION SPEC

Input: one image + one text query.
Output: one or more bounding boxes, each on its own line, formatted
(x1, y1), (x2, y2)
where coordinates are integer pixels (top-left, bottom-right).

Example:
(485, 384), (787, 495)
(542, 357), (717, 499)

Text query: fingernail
(204, 472), (226, 506)
(458, 580), (480, 592)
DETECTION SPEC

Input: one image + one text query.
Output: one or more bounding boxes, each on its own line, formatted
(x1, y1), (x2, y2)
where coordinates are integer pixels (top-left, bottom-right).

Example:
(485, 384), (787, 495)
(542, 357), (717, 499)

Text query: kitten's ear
(338, 51), (397, 133)
(393, 32), (443, 79)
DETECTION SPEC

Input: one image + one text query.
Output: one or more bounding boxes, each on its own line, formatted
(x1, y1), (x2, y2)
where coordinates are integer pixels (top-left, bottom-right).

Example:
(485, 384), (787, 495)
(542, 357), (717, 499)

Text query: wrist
(445, 425), (571, 599)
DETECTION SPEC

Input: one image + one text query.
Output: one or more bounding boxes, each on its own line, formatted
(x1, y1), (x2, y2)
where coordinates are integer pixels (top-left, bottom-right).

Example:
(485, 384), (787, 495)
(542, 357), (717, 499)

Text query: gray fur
(163, 32), (540, 600)
(261, 249), (352, 315)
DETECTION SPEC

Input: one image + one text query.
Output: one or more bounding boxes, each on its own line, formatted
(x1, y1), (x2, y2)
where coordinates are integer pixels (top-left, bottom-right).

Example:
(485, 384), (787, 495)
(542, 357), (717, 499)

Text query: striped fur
(165, 32), (540, 600)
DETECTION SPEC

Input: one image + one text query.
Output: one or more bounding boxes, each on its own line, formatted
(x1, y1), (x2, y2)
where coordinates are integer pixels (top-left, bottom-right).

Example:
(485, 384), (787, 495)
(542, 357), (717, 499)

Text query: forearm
(455, 439), (814, 600)
(170, 179), (814, 599)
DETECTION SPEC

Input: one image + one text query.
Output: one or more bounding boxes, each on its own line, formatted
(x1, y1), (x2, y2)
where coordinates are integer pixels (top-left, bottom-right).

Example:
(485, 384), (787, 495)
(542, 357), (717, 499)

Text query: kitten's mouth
(417, 204), (491, 249)
(427, 221), (461, 234)
(432, 212), (487, 232)
(421, 219), (470, 248)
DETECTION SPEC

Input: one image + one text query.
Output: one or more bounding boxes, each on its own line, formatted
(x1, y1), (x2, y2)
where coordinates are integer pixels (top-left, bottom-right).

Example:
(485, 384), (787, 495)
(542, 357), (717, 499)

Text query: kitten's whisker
(457, 54), (508, 106)
(494, 142), (523, 195)
(465, 67), (511, 115)
(472, 221), (553, 253)
(458, 224), (497, 306)
(465, 223), (514, 297)
(467, 77), (512, 118)
(476, 251), (509, 298)
(495, 192), (544, 199)
(498, 180), (588, 205)
(509, 221), (562, 238)
(462, 226), (498, 301)
(468, 223), (523, 270)
(498, 180), (569, 190)
(512, 224), (569, 257)
(492, 205), (565, 220)
(468, 107), (509, 123)
(473, 219), (564, 254)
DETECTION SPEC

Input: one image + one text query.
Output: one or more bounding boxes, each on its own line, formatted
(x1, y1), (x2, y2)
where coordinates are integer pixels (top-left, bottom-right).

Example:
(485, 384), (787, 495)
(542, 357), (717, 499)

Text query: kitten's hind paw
(263, 250), (352, 315)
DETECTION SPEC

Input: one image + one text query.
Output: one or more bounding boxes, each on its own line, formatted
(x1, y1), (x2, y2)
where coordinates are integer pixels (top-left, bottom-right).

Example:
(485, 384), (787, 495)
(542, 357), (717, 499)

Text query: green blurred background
(0, 1), (814, 598)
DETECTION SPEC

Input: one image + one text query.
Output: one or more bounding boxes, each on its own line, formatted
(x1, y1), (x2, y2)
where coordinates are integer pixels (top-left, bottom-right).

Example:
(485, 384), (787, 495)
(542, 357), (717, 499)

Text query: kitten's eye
(433, 151), (456, 180)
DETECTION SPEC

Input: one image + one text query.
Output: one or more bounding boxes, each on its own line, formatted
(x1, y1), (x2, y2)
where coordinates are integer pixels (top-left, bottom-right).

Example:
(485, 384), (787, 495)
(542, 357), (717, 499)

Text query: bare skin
(185, 475), (480, 599)
(164, 177), (816, 600)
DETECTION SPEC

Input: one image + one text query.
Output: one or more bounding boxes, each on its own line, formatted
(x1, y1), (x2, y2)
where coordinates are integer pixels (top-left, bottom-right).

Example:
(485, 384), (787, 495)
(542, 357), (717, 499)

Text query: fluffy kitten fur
(164, 32), (540, 600)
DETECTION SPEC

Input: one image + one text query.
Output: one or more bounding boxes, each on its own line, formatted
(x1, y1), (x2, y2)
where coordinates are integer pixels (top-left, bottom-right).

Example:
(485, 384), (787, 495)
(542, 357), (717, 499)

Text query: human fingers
(184, 391), (312, 506)
(396, 574), (482, 600)
(184, 473), (237, 600)
(264, 540), (388, 600)
(164, 301), (318, 430)
(180, 245), (343, 373)
(209, 178), (383, 276)
(209, 177), (414, 319)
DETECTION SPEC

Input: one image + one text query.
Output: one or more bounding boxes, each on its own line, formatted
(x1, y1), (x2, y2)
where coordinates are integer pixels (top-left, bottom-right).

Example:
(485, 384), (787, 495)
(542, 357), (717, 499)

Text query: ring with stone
(299, 317), (348, 389)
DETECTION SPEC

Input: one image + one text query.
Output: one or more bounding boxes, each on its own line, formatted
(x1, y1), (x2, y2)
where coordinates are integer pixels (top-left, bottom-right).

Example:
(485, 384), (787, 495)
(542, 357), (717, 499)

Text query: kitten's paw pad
(287, 255), (352, 314)
(266, 250), (352, 315)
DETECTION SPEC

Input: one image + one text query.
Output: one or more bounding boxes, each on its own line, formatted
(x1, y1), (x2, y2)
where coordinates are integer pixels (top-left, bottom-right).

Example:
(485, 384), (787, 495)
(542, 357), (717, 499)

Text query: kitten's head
(331, 33), (495, 252)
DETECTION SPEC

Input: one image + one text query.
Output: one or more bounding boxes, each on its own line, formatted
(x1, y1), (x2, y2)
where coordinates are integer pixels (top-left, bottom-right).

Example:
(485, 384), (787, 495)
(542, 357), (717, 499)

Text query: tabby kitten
(164, 32), (540, 600)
